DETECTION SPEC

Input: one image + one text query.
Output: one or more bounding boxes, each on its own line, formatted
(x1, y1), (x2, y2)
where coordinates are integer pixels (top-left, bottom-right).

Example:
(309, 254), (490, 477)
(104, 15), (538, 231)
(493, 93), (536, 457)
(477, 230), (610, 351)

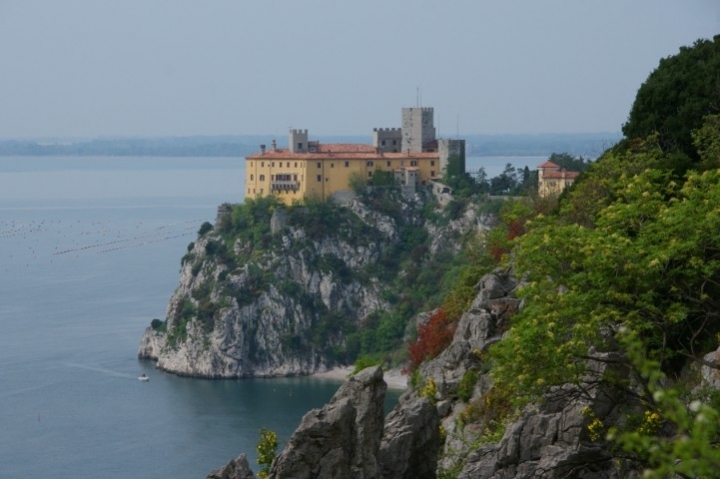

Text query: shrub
(407, 308), (456, 370)
(457, 369), (479, 402)
(198, 221), (213, 236)
(150, 318), (166, 332)
(256, 428), (278, 478)
(352, 355), (382, 375)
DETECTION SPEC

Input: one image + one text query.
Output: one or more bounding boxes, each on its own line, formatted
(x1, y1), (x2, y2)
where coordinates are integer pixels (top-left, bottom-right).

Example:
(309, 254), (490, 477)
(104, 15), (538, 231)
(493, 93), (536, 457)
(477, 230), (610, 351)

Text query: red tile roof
(538, 161), (560, 169)
(246, 144), (439, 160)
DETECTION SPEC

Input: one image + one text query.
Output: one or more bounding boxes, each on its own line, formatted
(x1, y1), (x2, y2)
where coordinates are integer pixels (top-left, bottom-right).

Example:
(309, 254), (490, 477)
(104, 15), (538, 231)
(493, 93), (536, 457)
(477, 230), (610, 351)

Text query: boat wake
(63, 362), (138, 379)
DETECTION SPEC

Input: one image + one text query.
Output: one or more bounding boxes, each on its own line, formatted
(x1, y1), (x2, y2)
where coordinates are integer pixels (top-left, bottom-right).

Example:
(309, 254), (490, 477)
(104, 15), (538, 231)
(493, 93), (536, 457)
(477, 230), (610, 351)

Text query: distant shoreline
(0, 132), (621, 159)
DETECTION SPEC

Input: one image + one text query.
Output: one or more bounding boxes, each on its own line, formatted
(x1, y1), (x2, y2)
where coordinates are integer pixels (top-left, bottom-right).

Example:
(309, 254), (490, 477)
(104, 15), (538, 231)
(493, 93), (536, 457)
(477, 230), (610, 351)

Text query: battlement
(403, 107), (434, 113)
(373, 127), (401, 132)
(290, 129), (308, 135)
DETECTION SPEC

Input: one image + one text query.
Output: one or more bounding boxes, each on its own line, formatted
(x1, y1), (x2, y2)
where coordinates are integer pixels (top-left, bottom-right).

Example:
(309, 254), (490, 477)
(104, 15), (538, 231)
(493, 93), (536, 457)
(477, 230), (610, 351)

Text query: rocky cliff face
(211, 269), (720, 478)
(139, 188), (479, 378)
(213, 366), (439, 479)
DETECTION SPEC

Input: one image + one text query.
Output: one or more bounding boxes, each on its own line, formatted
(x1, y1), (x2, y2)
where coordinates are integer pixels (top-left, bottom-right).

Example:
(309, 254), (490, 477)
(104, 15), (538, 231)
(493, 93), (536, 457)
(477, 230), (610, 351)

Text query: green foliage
(457, 369), (479, 402)
(608, 329), (720, 477)
(623, 35), (720, 161)
(255, 428), (278, 478)
(166, 297), (197, 347)
(692, 113), (720, 168)
(546, 152), (592, 172)
(492, 165), (720, 404)
(352, 355), (382, 375)
(220, 196), (281, 248)
(197, 221), (213, 236)
(150, 318), (166, 332)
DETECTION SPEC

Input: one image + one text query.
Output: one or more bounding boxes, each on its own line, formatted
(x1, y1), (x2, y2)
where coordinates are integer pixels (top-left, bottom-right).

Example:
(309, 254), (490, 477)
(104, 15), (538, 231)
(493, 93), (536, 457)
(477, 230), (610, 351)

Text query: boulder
(378, 396), (440, 479)
(267, 366), (386, 479)
(207, 453), (256, 479)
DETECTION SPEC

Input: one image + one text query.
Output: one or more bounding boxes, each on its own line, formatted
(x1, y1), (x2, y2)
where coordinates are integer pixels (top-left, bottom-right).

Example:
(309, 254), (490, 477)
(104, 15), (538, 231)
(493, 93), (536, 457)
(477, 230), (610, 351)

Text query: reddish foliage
(407, 308), (457, 371)
(506, 219), (526, 240)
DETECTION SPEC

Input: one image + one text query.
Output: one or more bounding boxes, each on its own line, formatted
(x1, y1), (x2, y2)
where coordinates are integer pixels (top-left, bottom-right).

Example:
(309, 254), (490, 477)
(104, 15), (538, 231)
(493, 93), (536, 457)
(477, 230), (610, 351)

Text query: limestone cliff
(139, 187), (480, 378)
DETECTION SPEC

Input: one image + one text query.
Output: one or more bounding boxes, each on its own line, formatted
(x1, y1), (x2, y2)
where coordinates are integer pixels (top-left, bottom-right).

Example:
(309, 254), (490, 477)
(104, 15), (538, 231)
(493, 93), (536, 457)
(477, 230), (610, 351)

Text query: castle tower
(401, 107), (436, 153)
(289, 129), (309, 153)
(438, 139), (466, 176)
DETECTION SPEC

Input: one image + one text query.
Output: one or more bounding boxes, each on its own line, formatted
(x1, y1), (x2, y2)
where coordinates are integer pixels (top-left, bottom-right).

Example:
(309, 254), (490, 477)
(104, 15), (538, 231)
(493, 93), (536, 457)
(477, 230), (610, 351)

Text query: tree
(490, 161), (720, 474)
(547, 152), (591, 172)
(692, 114), (720, 168)
(622, 35), (720, 161)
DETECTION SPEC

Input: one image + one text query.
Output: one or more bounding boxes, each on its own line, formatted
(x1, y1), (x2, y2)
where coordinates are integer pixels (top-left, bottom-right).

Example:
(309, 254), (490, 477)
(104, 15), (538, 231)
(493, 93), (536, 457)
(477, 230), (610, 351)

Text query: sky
(0, 1), (718, 139)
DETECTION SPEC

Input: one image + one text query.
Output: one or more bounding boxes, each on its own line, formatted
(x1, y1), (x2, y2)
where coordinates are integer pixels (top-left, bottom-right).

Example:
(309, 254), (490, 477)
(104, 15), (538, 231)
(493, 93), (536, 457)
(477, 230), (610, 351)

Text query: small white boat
(138, 374), (149, 382)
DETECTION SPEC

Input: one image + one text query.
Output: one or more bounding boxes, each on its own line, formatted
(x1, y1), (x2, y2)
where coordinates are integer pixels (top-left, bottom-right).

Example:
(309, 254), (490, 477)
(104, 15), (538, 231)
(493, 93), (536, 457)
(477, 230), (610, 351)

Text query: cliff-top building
(245, 107), (465, 205)
(537, 160), (580, 197)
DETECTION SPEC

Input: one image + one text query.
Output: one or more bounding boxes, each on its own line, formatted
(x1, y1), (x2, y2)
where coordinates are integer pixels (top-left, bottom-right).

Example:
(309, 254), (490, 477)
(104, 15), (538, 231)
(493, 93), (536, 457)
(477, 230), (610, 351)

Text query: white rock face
(138, 191), (481, 378)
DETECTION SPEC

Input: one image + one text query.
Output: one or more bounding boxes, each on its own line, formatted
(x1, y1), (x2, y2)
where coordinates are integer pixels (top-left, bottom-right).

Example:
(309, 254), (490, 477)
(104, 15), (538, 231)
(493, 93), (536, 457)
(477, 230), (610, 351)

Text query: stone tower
(401, 107), (436, 153)
(289, 129), (309, 153)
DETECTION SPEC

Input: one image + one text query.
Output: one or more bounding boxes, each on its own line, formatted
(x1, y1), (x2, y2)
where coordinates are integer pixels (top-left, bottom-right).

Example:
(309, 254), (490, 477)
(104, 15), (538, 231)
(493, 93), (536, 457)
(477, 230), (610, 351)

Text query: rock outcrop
(378, 395), (440, 479)
(267, 366), (387, 479)
(207, 453), (256, 479)
(139, 188), (479, 378)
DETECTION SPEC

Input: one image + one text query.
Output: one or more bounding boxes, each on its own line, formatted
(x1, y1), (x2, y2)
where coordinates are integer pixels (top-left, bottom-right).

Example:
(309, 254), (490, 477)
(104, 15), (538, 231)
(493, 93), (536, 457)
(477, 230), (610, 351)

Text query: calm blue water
(0, 155), (530, 478)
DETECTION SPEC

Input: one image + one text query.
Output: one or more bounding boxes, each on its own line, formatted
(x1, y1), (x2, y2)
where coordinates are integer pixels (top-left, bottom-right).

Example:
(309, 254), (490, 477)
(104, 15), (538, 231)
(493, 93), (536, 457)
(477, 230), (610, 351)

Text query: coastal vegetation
(476, 36), (720, 477)
(149, 34), (720, 479)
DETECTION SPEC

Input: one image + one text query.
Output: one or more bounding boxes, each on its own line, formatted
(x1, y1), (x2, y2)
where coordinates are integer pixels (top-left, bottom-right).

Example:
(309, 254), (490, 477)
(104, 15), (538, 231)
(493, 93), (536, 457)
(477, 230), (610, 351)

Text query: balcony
(271, 180), (300, 192)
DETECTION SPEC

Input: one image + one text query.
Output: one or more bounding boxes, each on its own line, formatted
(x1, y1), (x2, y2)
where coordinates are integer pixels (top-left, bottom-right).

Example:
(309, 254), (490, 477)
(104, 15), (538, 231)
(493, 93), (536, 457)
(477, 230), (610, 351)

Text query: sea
(0, 155), (542, 478)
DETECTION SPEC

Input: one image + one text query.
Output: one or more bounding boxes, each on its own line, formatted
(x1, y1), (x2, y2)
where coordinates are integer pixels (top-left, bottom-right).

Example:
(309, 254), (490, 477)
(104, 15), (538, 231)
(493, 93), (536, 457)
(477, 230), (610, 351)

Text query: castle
(245, 107), (465, 205)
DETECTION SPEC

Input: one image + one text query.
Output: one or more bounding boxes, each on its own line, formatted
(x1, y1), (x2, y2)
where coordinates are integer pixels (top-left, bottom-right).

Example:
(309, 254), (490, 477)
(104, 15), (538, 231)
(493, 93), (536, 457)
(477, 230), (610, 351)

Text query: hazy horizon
(1, 1), (718, 138)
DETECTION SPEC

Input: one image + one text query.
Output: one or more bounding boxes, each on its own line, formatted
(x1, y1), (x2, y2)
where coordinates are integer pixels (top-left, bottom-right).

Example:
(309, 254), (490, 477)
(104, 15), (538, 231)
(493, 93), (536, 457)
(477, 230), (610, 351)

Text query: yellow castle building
(537, 160), (580, 197)
(245, 107), (465, 205)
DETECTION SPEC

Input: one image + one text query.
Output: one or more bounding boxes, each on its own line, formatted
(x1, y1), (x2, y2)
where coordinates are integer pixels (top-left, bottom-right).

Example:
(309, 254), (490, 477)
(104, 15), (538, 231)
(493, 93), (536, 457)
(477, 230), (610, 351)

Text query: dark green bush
(198, 221), (213, 236)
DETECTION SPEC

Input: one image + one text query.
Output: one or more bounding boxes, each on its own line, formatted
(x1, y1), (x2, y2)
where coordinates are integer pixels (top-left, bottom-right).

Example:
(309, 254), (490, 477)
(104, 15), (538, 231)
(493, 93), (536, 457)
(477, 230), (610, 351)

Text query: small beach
(312, 366), (408, 390)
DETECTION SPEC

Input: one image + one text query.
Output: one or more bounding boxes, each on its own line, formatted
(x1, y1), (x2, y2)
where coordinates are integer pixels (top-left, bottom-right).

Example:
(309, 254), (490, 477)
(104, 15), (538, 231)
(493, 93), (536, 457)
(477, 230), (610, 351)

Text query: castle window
(317, 175), (322, 182)
(381, 140), (386, 146)
(293, 174), (297, 181)
(331, 163), (334, 168)
(250, 174), (254, 180)
(298, 142), (303, 150)
(410, 160), (417, 166)
(326, 178), (329, 182)
(345, 161), (349, 167)
(368, 171), (373, 177)
(286, 162), (290, 167)
(248, 188), (250, 194)
(271, 175), (274, 181)
(431, 160), (435, 166)
(271, 162), (275, 167)
(259, 175), (265, 181)
(367, 161), (374, 167)
(387, 161), (391, 167)
(317, 162), (321, 168)
(261, 162), (264, 167)
(392, 140), (397, 145)
(431, 171), (435, 177)
(260, 188), (264, 194)
(294, 162), (298, 167)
